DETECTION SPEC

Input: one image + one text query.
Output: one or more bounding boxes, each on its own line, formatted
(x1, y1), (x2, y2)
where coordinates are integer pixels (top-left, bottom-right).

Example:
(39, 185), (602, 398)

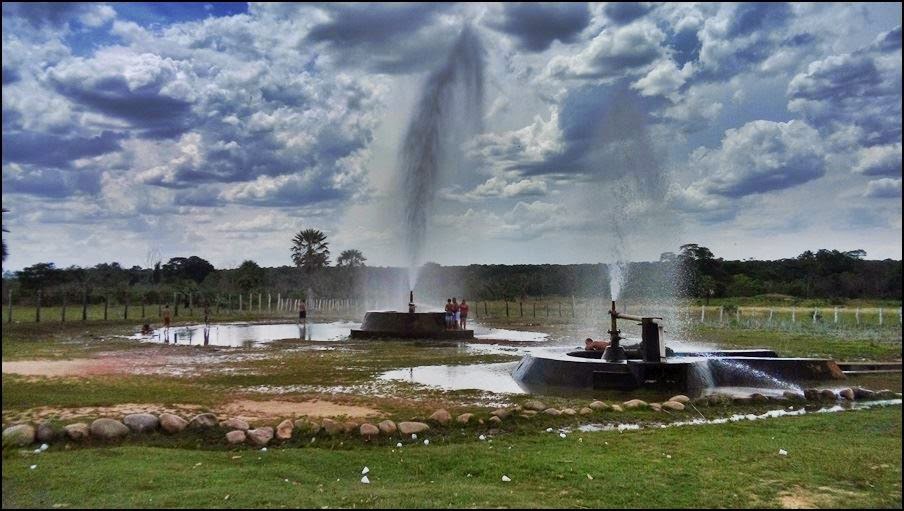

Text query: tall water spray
(400, 26), (485, 291)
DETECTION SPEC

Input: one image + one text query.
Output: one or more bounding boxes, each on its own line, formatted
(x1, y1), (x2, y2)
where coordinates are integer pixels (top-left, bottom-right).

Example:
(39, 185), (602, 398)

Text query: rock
(803, 388), (819, 401)
(294, 418), (321, 435)
(520, 410), (537, 417)
(398, 422), (430, 435)
(853, 387), (875, 400)
(343, 421), (360, 434)
(661, 401), (685, 411)
(63, 423), (90, 441)
(649, 403), (662, 412)
(750, 393), (769, 403)
(321, 418), (344, 436)
(452, 413), (472, 424)
(188, 413), (219, 429)
(89, 418), (130, 441)
(123, 413), (159, 433)
(622, 399), (648, 409)
(359, 424), (380, 438)
(276, 419), (294, 440)
(819, 389), (837, 401)
(511, 405), (523, 412)
(561, 408), (577, 416)
(225, 430), (246, 444)
(610, 404), (623, 412)
(3, 424), (35, 447)
(490, 408), (512, 419)
(707, 394), (730, 406)
(378, 420), (397, 435)
(429, 409), (452, 425)
(579, 407), (593, 415)
(875, 389), (896, 399)
(246, 427), (274, 447)
(588, 400), (610, 411)
(733, 397), (751, 405)
(669, 395), (690, 404)
(782, 391), (805, 401)
(488, 416), (502, 425)
(221, 418), (250, 431)
(35, 422), (58, 443)
(159, 413), (188, 434)
(523, 400), (547, 411)
(542, 408), (561, 416)
(838, 388), (855, 400)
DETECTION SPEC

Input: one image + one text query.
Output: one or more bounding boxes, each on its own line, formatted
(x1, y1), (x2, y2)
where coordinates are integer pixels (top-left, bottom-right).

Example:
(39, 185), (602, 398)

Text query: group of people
(444, 298), (469, 330)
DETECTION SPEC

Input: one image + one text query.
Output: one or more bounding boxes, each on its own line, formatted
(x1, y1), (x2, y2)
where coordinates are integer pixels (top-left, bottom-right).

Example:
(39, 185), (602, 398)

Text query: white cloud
(864, 178), (902, 198)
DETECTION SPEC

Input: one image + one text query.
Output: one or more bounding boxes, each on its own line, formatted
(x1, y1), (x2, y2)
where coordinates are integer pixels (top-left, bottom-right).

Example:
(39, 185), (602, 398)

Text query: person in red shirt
(459, 299), (470, 330)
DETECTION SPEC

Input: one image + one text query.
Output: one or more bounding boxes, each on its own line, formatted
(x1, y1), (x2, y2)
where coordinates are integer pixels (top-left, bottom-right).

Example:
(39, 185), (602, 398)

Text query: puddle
(573, 399), (902, 433)
(379, 362), (526, 394)
(128, 321), (358, 347)
(473, 327), (549, 343)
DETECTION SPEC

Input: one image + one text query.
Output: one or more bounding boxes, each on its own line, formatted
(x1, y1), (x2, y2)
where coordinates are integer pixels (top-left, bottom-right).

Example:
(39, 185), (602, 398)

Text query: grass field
(2, 301), (901, 508)
(3, 407), (901, 508)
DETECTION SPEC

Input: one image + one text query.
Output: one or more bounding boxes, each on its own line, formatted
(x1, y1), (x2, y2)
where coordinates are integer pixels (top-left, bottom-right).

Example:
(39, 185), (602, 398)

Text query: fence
(4, 289), (369, 324)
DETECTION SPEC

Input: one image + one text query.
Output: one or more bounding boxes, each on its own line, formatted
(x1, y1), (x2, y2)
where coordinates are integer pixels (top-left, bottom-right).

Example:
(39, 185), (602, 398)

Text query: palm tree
(291, 229), (330, 272)
(336, 249), (367, 268)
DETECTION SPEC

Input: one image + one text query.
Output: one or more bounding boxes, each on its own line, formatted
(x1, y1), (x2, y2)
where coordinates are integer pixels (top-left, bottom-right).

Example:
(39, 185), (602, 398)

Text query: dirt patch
(2, 359), (136, 377)
(778, 485), (863, 509)
(221, 399), (382, 420)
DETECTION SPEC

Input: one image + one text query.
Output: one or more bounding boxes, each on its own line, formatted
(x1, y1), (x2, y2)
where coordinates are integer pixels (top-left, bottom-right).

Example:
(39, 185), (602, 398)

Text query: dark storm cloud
(50, 76), (193, 138)
(2, 166), (102, 198)
(2, 3), (89, 28)
(305, 3), (459, 73)
(787, 26), (902, 146)
(488, 3), (591, 52)
(513, 83), (663, 178)
(2, 130), (125, 168)
(725, 2), (792, 38)
(603, 2), (655, 26)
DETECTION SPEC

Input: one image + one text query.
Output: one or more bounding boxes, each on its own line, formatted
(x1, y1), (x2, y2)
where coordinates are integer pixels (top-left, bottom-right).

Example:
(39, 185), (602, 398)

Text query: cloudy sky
(2, 2), (901, 271)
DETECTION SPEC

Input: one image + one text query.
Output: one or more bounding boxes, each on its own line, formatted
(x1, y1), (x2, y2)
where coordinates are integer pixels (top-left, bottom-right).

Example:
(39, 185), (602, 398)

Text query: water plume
(400, 26), (485, 291)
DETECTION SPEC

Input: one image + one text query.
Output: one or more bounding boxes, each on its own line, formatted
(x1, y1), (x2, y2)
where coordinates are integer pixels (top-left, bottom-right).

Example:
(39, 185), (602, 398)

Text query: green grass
(692, 326), (902, 361)
(3, 406), (901, 508)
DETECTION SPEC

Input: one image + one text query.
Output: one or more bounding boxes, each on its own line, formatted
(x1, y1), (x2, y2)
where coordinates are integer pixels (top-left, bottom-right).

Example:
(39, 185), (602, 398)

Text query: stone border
(3, 387), (898, 449)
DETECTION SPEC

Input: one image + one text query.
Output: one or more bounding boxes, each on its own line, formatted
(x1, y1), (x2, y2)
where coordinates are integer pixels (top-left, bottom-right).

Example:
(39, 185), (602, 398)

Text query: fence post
(834, 307), (838, 324)
(856, 307), (860, 325)
(558, 302), (562, 317)
(82, 289), (88, 321)
(700, 306), (705, 323)
(546, 303), (549, 317)
(812, 308), (817, 324)
(736, 307), (740, 324)
(61, 293), (67, 322)
(519, 301), (523, 317)
(533, 302), (536, 317)
(239, 294), (243, 312)
(103, 296), (108, 321)
(879, 307), (883, 326)
(258, 293), (262, 313)
(188, 292), (193, 317)
(158, 303), (162, 318)
(719, 306), (723, 324)
(142, 297), (146, 319)
(791, 306), (796, 323)
(36, 290), (42, 323)
(505, 301), (509, 317)
(216, 295), (220, 315)
(7, 289), (11, 324)
(124, 295), (129, 320)
(268, 293), (271, 313)
(484, 301), (488, 317)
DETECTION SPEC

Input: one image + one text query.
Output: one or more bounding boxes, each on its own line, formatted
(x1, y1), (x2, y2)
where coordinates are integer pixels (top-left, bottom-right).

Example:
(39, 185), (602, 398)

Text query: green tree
(336, 249), (367, 268)
(235, 260), (265, 293)
(291, 229), (330, 272)
(161, 256), (215, 284)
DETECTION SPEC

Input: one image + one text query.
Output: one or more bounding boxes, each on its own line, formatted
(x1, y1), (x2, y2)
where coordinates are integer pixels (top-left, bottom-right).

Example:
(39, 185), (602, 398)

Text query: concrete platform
(349, 311), (474, 340)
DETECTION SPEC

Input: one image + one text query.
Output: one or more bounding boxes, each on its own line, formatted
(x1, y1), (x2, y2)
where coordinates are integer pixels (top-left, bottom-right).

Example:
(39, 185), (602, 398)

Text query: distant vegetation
(1, 242), (899, 306)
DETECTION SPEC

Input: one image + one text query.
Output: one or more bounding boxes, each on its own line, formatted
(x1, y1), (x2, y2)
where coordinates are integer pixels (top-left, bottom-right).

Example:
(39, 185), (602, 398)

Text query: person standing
(451, 297), (460, 330)
(459, 299), (469, 330)
(444, 299), (453, 329)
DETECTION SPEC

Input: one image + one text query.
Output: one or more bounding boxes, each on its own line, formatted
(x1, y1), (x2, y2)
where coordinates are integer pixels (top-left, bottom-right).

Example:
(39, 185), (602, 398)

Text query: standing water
(400, 26), (485, 290)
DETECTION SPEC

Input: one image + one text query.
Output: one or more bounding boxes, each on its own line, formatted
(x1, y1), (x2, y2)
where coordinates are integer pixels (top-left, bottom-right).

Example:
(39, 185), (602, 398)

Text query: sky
(2, 2), (902, 272)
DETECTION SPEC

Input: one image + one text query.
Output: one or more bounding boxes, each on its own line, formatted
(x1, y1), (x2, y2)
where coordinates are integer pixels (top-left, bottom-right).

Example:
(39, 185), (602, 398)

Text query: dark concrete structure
(513, 301), (846, 394)
(350, 311), (474, 340)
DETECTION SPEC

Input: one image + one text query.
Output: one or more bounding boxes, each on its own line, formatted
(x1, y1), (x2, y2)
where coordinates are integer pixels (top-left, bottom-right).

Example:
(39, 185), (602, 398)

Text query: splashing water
(400, 26), (485, 291)
(707, 358), (802, 391)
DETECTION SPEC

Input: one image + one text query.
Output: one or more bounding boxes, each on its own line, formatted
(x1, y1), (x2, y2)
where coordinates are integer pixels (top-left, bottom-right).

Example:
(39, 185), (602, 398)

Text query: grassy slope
(3, 406), (901, 509)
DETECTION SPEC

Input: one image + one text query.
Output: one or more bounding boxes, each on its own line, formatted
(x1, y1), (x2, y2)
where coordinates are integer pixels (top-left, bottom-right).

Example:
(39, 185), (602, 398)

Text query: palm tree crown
(291, 228), (330, 272)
